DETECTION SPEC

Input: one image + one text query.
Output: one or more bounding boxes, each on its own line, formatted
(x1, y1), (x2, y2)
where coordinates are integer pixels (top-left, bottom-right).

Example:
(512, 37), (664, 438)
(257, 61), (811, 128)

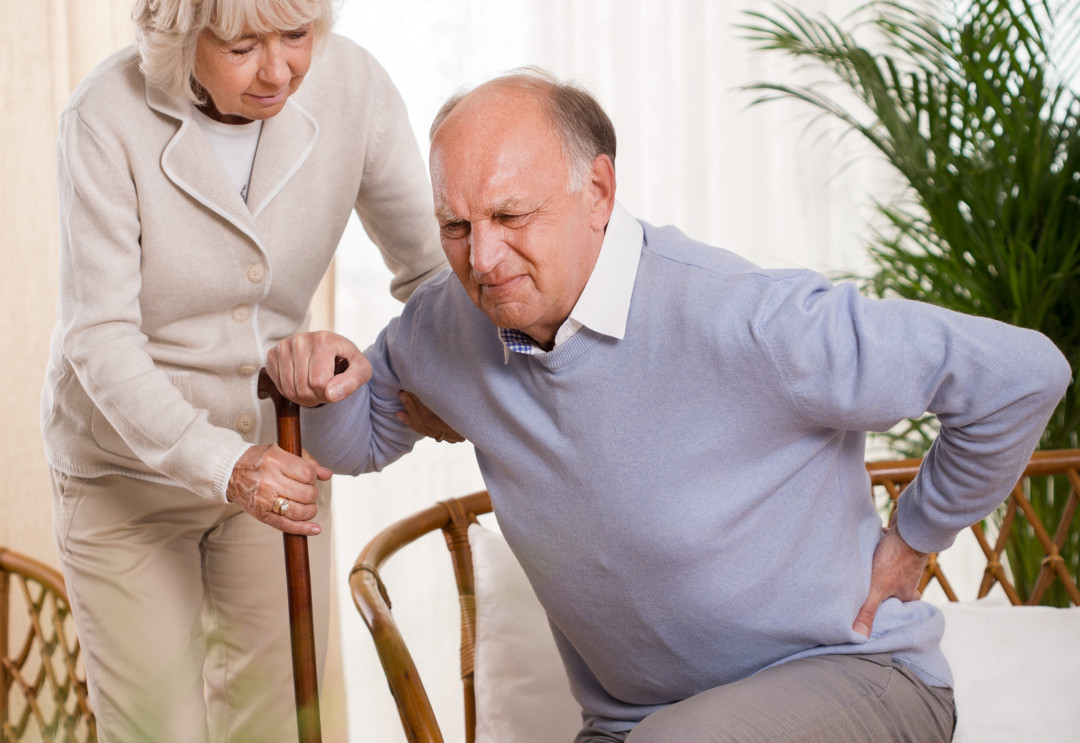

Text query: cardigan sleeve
(53, 109), (251, 500)
(350, 51), (446, 302)
(754, 272), (1072, 553)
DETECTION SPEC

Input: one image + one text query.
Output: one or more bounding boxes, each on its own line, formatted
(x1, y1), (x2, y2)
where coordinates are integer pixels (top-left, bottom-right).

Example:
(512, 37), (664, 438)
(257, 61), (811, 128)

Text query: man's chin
(478, 298), (530, 329)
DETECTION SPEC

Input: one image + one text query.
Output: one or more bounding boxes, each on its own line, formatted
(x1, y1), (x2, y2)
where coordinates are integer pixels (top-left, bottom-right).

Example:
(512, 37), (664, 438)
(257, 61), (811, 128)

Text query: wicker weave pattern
(868, 449), (1080, 606)
(1, 548), (95, 743)
(353, 450), (1080, 743)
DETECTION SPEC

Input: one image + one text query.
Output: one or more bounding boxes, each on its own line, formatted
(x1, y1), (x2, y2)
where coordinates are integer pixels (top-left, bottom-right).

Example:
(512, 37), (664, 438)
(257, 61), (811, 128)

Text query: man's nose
(469, 221), (507, 275)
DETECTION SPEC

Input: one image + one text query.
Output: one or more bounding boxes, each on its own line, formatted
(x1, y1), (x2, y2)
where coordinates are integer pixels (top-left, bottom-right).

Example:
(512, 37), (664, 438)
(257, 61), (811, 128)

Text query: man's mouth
(479, 275), (526, 297)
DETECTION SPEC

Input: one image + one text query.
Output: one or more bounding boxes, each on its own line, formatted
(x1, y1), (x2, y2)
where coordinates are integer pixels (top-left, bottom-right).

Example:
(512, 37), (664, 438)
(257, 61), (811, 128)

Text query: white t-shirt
(191, 105), (263, 203)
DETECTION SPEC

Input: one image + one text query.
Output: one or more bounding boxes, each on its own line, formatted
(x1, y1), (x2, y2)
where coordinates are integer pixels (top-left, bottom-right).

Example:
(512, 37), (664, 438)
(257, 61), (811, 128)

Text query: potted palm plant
(740, 0), (1079, 605)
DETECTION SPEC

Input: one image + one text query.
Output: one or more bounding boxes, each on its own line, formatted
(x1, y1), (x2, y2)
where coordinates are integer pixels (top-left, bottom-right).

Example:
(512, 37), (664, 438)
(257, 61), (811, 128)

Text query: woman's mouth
(247, 89), (288, 105)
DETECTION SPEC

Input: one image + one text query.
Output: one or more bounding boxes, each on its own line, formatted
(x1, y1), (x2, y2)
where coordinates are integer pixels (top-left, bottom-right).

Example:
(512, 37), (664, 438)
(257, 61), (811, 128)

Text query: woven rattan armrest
(868, 448), (1080, 606)
(349, 491), (492, 743)
(1, 546), (96, 742)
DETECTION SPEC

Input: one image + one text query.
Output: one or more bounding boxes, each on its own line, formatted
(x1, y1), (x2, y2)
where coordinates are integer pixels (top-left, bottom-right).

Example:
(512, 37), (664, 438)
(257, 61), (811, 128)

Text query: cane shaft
(258, 372), (322, 743)
(283, 546), (320, 742)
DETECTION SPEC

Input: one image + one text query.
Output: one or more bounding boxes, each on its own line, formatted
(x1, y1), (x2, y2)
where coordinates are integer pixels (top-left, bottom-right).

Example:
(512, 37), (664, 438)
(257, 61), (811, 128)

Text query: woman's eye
(229, 45), (255, 56)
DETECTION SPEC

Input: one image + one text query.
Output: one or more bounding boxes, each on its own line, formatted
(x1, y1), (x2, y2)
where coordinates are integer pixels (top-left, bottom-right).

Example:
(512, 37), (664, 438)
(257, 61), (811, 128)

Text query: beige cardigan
(41, 35), (446, 501)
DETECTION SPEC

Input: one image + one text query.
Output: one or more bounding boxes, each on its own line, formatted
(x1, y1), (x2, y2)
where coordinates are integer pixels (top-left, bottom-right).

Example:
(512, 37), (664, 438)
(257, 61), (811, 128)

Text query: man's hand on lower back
(852, 525), (929, 637)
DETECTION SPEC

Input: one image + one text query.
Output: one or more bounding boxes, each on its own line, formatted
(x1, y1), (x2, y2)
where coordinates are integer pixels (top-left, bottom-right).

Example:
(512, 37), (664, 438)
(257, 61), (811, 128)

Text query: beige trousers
(50, 470), (332, 743)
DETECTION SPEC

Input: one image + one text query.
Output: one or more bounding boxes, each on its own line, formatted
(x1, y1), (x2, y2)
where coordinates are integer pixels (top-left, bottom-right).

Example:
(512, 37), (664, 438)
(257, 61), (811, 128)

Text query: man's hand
(226, 444), (332, 536)
(267, 330), (371, 407)
(397, 390), (465, 443)
(853, 526), (929, 637)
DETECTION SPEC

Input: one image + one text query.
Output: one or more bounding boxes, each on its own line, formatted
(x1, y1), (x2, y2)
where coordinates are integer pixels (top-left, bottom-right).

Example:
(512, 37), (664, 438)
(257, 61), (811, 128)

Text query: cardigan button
(238, 364), (258, 376)
(236, 414), (255, 434)
(247, 263), (266, 283)
(232, 305), (251, 322)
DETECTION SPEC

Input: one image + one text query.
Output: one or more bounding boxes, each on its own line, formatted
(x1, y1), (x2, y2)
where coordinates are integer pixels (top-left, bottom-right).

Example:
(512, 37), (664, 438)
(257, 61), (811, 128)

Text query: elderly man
(268, 70), (1070, 742)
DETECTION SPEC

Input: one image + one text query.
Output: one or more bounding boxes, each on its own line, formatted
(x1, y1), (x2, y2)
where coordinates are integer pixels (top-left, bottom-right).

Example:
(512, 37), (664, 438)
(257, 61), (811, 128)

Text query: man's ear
(585, 154), (616, 231)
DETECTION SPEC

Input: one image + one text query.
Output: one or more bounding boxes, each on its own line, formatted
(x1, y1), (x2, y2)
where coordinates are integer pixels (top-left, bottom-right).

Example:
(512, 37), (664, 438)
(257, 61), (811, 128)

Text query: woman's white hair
(132, 0), (337, 103)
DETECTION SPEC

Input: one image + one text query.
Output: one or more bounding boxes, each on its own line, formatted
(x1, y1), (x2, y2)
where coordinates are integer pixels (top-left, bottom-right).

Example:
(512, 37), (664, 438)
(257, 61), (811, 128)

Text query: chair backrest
(350, 449), (1080, 743)
(869, 448), (1080, 606)
(1, 547), (96, 743)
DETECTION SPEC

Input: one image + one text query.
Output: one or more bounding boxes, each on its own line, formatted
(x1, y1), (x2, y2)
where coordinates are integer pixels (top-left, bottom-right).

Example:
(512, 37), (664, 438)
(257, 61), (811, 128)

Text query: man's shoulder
(397, 267), (488, 331)
(637, 221), (815, 291)
(632, 220), (851, 344)
(406, 266), (459, 304)
(381, 268), (501, 382)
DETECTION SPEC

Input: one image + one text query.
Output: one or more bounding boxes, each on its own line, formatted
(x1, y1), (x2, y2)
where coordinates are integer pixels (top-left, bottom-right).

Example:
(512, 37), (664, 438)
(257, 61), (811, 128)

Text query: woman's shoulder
(303, 34), (393, 99)
(63, 45), (144, 119)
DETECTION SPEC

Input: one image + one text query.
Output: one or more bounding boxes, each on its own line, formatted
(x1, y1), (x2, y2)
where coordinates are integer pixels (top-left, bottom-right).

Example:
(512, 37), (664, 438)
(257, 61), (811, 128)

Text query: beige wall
(0, 0), (133, 563)
(0, 1), (343, 734)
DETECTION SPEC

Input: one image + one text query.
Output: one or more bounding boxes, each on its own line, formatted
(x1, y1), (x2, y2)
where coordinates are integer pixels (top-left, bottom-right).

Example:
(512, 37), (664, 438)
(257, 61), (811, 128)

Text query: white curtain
(329, 2), (892, 741)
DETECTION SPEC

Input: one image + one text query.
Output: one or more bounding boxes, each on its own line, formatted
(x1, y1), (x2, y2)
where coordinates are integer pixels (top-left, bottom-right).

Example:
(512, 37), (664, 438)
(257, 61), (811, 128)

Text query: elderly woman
(40, 0), (447, 739)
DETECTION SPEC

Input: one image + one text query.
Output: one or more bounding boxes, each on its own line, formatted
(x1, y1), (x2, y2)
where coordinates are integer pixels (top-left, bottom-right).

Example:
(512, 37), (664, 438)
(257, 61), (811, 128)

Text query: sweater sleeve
(351, 51), (447, 302)
(755, 272), (1071, 553)
(300, 319), (423, 475)
(54, 110), (251, 500)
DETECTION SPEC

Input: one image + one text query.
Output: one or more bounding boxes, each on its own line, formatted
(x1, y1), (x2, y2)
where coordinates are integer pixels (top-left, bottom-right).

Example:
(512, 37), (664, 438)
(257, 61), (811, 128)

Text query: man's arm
(759, 275), (1071, 545)
(755, 273), (1072, 634)
(266, 329), (424, 475)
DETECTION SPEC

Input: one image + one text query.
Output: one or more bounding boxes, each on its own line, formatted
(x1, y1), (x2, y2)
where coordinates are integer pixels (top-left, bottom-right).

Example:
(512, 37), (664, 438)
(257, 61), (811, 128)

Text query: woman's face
(193, 24), (314, 124)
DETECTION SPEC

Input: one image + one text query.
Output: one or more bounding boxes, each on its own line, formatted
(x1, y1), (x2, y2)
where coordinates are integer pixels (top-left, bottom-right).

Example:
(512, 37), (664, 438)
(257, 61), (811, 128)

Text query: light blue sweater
(305, 221), (1070, 731)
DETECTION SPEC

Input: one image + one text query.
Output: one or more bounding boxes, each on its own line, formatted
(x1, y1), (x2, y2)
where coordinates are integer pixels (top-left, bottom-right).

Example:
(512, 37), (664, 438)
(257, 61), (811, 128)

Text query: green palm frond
(740, 0), (1080, 605)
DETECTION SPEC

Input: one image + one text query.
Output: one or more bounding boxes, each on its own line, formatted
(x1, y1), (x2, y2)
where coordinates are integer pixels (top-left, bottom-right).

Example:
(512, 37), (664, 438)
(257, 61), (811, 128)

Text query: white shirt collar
(498, 200), (642, 359)
(566, 200), (642, 342)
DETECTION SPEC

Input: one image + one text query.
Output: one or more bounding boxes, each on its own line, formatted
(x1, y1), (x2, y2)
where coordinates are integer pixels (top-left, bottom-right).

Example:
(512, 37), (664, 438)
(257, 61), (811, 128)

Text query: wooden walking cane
(257, 361), (342, 743)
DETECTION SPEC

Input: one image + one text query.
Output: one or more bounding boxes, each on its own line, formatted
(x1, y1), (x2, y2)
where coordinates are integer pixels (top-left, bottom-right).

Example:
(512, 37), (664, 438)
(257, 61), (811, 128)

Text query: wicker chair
(1, 547), (95, 743)
(350, 449), (1080, 743)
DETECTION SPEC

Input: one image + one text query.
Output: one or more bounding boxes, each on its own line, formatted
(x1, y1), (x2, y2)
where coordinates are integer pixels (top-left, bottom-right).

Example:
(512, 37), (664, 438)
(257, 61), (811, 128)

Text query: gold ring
(273, 496), (290, 516)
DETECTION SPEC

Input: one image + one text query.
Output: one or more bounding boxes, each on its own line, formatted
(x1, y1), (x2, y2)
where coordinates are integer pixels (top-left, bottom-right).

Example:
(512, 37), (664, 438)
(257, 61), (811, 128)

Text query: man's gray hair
(430, 67), (617, 192)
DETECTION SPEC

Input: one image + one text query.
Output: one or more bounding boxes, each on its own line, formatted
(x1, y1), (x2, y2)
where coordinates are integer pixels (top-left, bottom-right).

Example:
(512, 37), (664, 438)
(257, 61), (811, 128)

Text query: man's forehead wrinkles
(434, 194), (526, 223)
(491, 197), (525, 213)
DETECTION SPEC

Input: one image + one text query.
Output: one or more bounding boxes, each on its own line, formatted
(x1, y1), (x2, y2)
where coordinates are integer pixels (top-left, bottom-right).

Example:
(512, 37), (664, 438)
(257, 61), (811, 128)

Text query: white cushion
(938, 598), (1080, 743)
(470, 523), (581, 743)
(469, 523), (1080, 742)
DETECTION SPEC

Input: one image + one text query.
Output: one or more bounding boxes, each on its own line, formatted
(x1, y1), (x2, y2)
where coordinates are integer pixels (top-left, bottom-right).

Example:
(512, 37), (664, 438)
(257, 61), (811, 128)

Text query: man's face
(429, 87), (609, 348)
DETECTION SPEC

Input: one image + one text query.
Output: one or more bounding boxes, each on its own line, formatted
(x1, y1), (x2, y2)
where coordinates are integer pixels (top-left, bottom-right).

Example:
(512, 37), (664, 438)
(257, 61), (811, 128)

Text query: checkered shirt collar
(498, 327), (539, 355)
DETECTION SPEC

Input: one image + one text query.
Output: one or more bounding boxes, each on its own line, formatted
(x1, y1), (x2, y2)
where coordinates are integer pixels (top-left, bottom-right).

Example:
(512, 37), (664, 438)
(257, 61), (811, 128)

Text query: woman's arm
(349, 53), (447, 301)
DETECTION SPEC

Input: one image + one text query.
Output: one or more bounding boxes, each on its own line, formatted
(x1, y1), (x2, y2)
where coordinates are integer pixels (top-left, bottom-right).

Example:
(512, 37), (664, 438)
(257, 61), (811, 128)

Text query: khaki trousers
(50, 470), (332, 743)
(577, 653), (955, 743)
